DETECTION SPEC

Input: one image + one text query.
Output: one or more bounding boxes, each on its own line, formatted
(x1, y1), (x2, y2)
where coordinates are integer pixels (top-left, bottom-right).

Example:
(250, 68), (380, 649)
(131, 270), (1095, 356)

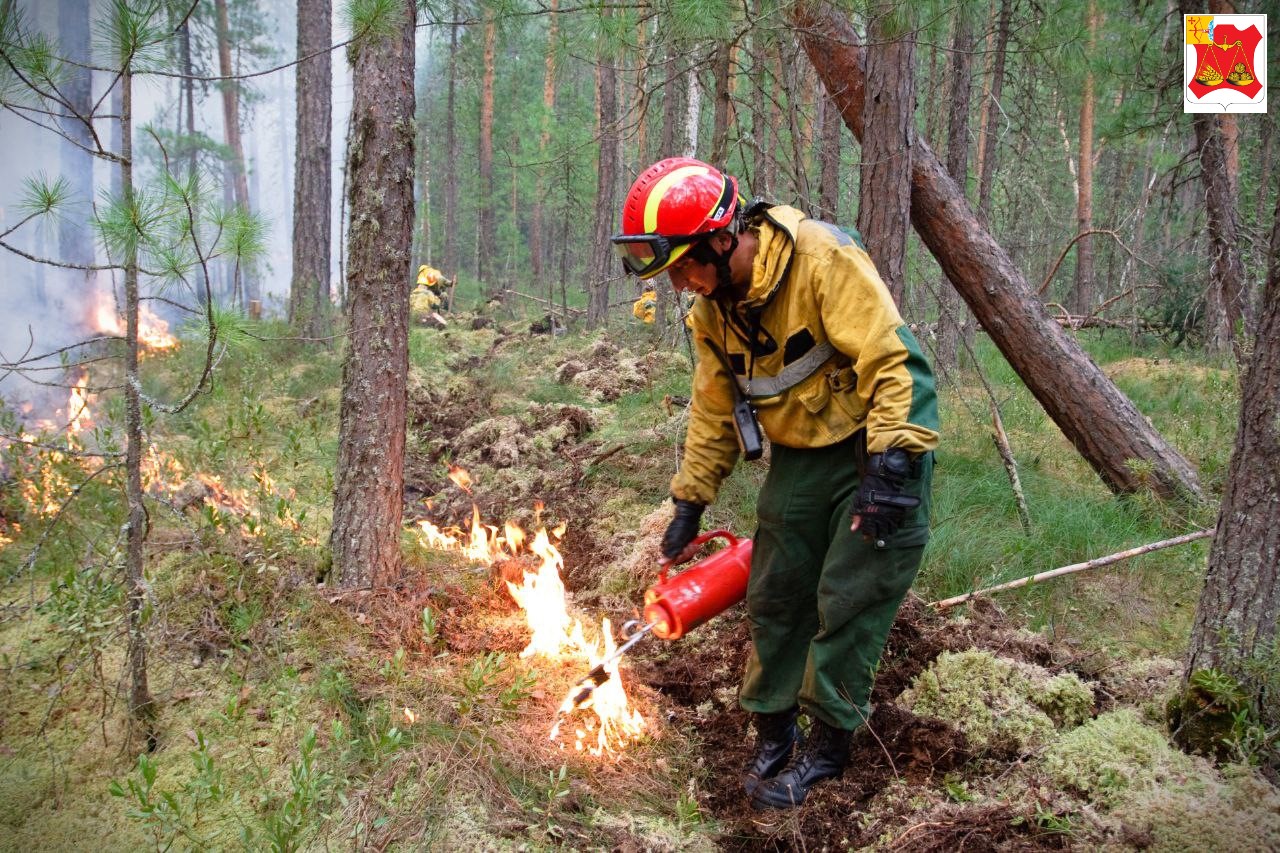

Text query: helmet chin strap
(690, 232), (740, 300)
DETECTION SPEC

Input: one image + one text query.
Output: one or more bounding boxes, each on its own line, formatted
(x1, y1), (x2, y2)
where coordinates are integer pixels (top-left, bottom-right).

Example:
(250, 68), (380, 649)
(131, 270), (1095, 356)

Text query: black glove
(661, 498), (705, 560)
(851, 449), (921, 543)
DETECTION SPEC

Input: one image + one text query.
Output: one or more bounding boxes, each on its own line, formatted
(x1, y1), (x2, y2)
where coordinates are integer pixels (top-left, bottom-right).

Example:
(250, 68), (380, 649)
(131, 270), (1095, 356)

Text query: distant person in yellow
(411, 264), (450, 316)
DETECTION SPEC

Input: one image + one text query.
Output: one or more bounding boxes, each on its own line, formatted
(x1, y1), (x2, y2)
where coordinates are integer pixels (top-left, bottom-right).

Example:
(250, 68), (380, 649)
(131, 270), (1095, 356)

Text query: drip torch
(559, 530), (752, 714)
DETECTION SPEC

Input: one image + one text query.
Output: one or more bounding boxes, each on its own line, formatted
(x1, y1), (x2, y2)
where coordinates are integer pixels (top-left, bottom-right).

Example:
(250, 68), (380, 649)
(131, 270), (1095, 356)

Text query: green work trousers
(739, 434), (932, 731)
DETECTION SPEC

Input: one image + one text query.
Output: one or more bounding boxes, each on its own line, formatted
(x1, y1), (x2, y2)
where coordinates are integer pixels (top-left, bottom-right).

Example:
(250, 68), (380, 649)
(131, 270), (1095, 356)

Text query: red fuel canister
(643, 530), (753, 640)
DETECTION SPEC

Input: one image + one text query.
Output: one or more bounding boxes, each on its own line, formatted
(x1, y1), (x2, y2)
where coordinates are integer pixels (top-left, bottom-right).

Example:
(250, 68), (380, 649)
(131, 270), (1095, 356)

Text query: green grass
(0, 314), (1245, 849)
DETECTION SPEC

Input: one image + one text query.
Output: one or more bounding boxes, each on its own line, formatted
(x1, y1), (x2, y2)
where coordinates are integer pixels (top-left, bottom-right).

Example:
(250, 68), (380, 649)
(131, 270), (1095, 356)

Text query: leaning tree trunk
(330, 0), (416, 589)
(1181, 192), (1280, 737)
(790, 0), (1203, 501)
(290, 0), (333, 339)
(856, 3), (914, 306)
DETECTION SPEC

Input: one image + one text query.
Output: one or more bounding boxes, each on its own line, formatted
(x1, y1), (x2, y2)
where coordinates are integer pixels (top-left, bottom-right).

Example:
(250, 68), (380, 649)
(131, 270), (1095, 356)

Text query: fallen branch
(929, 528), (1215, 610)
(990, 401), (1030, 533)
(500, 289), (585, 316)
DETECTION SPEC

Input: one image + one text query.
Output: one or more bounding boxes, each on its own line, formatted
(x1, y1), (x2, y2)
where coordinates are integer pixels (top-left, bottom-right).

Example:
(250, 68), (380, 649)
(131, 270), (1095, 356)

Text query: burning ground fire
(92, 288), (180, 353)
(416, 484), (646, 756)
(6, 370), (286, 530)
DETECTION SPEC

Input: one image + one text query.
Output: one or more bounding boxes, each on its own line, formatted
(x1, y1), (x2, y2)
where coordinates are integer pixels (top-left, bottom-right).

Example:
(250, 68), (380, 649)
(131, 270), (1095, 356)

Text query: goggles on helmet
(610, 231), (707, 279)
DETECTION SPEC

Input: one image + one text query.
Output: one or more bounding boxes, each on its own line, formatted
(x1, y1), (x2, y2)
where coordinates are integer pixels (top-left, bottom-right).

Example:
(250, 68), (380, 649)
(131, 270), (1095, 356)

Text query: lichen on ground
(1039, 708), (1195, 806)
(897, 649), (1095, 753)
(1104, 765), (1280, 853)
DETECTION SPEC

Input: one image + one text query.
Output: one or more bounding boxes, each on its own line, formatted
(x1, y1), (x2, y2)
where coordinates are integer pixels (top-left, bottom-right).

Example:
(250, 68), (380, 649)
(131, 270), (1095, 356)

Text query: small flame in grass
(67, 373), (92, 435)
(505, 527), (587, 659)
(549, 618), (647, 756)
(403, 707), (417, 725)
(413, 465), (645, 755)
(447, 464), (472, 493)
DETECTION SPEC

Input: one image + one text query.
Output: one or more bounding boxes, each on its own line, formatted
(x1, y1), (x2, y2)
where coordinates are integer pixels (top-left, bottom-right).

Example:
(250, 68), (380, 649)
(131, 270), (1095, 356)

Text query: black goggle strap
(611, 231), (703, 276)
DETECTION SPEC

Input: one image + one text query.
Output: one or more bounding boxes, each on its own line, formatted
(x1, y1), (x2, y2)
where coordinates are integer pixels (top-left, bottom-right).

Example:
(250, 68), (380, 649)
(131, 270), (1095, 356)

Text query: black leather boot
(742, 709), (801, 795)
(750, 717), (852, 809)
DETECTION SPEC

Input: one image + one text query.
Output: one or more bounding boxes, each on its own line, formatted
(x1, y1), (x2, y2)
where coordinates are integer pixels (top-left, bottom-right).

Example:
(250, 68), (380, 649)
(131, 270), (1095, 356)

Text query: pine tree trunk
(120, 67), (156, 746)
(530, 0), (558, 286)
(976, 0), (1011, 224)
(791, 0), (1204, 501)
(214, 0), (255, 305)
(709, 41), (734, 166)
(479, 13), (498, 298)
(290, 0), (333, 339)
(330, 0), (416, 590)
(683, 58), (701, 157)
(588, 46), (619, 327)
(1192, 112), (1248, 360)
(936, 11), (973, 373)
(443, 15), (459, 281)
(816, 95), (841, 222)
(1183, 192), (1280, 740)
(659, 44), (684, 158)
(1256, 115), (1274, 230)
(856, 3), (914, 306)
(1072, 0), (1098, 316)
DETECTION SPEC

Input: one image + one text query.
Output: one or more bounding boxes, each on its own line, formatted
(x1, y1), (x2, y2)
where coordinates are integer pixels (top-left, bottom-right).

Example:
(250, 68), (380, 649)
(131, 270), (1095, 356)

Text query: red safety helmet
(611, 158), (740, 279)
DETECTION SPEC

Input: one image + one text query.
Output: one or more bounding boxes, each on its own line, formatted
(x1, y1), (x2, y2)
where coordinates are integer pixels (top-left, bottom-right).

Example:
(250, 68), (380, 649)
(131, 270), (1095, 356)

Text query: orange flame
(413, 471), (645, 754)
(92, 290), (179, 352)
(447, 464), (472, 493)
(550, 618), (646, 755)
(67, 373), (92, 435)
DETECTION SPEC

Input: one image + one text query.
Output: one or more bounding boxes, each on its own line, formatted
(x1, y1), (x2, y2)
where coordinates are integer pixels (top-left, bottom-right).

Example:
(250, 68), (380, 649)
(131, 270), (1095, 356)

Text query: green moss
(1041, 709), (1195, 806)
(1110, 767), (1280, 853)
(898, 650), (1094, 752)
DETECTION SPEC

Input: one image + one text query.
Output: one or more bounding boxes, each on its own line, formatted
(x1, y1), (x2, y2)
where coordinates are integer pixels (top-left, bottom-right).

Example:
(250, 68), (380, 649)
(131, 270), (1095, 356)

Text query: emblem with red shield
(1184, 14), (1267, 113)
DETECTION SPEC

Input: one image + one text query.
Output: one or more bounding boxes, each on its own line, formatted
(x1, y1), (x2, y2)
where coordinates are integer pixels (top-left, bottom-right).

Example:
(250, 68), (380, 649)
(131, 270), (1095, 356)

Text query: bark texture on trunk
(530, 0), (559, 285)
(790, 1), (1203, 501)
(856, 4), (914, 305)
(1192, 113), (1248, 358)
(1071, 0), (1098, 316)
(816, 95), (841, 222)
(120, 69), (156, 745)
(330, 0), (416, 589)
(1184, 193), (1280, 722)
(214, 0), (255, 303)
(479, 13), (498, 297)
(936, 11), (974, 372)
(443, 16), (459, 279)
(710, 41), (734, 166)
(289, 0), (333, 338)
(588, 47), (619, 327)
(976, 0), (1011, 224)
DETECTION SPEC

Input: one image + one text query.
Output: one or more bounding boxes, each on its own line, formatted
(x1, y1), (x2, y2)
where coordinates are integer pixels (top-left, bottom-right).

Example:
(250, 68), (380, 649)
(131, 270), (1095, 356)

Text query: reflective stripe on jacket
(671, 205), (939, 505)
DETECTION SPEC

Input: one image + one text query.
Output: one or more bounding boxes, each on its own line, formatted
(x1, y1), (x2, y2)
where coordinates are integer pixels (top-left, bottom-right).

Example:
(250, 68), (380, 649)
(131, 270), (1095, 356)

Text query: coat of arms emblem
(1185, 14), (1267, 113)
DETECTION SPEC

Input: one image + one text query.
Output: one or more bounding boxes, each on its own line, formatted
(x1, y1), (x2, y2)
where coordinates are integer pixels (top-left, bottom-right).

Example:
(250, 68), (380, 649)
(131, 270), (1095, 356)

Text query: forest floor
(1, 305), (1278, 851)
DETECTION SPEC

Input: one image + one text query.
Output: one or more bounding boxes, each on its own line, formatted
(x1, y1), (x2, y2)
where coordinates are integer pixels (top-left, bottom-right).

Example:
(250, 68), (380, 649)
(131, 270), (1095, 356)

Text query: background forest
(0, 0), (1277, 850)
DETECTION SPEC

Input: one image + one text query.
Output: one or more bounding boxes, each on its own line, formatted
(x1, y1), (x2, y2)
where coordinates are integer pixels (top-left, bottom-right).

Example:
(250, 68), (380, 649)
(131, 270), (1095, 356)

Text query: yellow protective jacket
(671, 205), (939, 505)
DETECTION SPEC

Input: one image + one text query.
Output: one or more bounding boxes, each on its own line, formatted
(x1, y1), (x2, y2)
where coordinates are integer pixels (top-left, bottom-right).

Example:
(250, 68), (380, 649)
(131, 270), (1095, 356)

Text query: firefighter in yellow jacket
(612, 158), (939, 809)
